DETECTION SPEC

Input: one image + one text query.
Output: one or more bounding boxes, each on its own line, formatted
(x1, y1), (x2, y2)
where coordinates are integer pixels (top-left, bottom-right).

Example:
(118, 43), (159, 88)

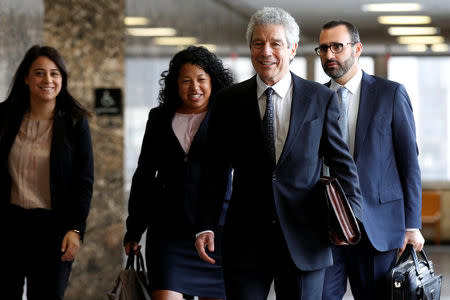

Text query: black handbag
(388, 244), (442, 300)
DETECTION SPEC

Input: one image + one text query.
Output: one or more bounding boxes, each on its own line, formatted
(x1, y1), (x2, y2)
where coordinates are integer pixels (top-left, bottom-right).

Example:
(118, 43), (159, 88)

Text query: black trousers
(222, 222), (326, 300)
(3, 204), (73, 300)
(322, 229), (397, 300)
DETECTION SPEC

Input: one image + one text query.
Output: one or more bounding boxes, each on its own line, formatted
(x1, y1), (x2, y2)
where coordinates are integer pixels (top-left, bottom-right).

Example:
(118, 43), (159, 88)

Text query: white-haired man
(195, 7), (363, 300)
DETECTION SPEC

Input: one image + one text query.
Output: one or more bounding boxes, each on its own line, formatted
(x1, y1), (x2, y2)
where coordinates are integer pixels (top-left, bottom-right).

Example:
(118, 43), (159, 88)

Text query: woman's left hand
(61, 231), (81, 261)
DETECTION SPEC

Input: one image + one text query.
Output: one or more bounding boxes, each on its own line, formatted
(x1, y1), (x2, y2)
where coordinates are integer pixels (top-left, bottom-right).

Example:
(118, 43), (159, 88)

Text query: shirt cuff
(406, 228), (419, 231)
(195, 230), (214, 239)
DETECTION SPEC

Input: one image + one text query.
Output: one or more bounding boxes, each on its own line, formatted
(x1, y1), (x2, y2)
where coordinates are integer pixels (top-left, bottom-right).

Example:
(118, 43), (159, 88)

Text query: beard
(323, 53), (355, 79)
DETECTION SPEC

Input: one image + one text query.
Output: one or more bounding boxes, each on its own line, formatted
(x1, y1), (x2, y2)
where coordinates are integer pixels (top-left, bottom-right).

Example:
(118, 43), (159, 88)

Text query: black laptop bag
(387, 244), (442, 300)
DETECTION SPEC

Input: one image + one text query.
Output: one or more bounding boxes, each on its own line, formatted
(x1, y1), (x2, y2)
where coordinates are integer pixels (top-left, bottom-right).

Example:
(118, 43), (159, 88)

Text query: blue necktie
(337, 86), (350, 146)
(263, 88), (275, 164)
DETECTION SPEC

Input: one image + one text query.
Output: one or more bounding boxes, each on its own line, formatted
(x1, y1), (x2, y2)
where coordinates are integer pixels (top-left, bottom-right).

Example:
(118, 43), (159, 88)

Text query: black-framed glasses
(314, 42), (356, 56)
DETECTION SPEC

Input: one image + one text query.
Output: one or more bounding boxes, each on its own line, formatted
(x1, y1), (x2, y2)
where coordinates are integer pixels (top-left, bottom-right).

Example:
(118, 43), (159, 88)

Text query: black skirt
(145, 228), (225, 298)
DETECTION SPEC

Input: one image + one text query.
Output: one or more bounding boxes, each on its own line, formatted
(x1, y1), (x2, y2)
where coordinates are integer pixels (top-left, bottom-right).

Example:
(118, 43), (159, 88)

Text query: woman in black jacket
(124, 46), (233, 300)
(0, 45), (94, 300)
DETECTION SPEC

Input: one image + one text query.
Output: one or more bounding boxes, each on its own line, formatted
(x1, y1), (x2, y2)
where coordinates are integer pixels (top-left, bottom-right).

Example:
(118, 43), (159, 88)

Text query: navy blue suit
(322, 71), (422, 300)
(198, 73), (362, 299)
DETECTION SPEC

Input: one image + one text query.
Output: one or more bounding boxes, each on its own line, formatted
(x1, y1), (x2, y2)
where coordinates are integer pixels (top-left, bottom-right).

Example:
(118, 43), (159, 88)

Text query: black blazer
(198, 73), (362, 271)
(124, 106), (227, 243)
(0, 102), (94, 239)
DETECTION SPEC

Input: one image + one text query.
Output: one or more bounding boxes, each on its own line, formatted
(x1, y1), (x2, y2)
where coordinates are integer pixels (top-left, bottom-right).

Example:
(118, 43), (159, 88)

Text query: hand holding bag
(108, 251), (151, 300)
(318, 176), (361, 245)
(388, 244), (443, 300)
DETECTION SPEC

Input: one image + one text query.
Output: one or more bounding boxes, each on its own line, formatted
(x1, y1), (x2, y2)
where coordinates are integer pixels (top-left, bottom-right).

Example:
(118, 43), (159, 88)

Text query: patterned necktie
(337, 86), (350, 146)
(263, 87), (275, 164)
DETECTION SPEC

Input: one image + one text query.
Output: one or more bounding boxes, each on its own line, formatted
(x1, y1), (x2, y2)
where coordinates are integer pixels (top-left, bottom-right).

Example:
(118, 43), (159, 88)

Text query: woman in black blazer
(0, 45), (93, 300)
(124, 46), (233, 300)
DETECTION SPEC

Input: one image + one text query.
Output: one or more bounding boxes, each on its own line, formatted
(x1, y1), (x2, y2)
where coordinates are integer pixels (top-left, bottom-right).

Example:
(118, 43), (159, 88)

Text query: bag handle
(125, 251), (136, 270)
(396, 244), (433, 277)
(136, 251), (146, 272)
(125, 250), (147, 272)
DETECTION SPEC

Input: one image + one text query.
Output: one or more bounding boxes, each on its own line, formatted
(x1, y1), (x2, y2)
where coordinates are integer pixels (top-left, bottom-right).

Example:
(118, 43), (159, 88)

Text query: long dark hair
(3, 45), (91, 122)
(158, 46), (233, 112)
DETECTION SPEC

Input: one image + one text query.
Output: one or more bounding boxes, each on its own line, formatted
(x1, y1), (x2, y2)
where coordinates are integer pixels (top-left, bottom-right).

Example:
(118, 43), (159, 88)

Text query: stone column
(43, 1), (125, 299)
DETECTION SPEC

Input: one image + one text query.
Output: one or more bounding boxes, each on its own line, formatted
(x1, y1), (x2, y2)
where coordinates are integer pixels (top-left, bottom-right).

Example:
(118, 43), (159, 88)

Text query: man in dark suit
(316, 20), (425, 300)
(195, 7), (363, 300)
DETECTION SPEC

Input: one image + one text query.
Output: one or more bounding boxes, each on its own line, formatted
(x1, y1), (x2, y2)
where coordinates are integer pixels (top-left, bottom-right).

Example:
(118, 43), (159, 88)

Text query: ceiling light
(431, 44), (449, 52)
(378, 16), (431, 25)
(397, 36), (445, 44)
(154, 37), (198, 46)
(127, 28), (177, 37)
(388, 27), (438, 36)
(406, 44), (427, 52)
(124, 17), (149, 26)
(361, 3), (422, 12)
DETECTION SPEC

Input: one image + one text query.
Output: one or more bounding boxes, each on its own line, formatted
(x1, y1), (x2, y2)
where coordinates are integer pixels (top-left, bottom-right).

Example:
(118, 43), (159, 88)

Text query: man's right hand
(124, 241), (140, 255)
(195, 232), (216, 264)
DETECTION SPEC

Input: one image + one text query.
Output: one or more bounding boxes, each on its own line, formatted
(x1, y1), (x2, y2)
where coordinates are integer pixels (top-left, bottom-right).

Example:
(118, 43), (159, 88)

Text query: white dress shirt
(256, 72), (293, 163)
(329, 69), (362, 156)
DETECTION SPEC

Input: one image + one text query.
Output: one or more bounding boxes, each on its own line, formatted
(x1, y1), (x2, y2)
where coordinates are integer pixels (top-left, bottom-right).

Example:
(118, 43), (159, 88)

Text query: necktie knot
(265, 87), (274, 99)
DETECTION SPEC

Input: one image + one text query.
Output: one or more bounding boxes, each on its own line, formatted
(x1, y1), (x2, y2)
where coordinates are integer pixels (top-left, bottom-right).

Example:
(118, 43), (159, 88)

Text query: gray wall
(0, 0), (44, 99)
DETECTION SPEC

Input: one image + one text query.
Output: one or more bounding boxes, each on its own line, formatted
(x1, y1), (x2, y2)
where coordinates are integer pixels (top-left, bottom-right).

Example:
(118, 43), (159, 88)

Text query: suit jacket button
(272, 174), (277, 181)
(184, 156), (188, 162)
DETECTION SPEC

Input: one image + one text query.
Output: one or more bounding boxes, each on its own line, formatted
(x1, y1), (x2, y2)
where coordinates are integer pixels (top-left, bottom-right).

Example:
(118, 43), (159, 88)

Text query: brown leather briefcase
(319, 176), (361, 245)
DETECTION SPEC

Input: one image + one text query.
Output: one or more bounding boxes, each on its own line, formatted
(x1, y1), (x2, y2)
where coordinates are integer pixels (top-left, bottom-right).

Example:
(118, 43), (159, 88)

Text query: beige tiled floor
(187, 245), (449, 300)
(267, 244), (449, 300)
(163, 245), (449, 300)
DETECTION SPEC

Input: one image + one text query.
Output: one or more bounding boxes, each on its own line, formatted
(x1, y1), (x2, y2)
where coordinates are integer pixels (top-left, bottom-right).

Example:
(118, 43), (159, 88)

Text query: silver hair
(246, 7), (300, 49)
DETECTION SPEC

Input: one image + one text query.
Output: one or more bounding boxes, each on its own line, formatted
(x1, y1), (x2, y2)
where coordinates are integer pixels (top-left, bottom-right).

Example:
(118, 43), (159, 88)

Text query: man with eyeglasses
(316, 20), (425, 300)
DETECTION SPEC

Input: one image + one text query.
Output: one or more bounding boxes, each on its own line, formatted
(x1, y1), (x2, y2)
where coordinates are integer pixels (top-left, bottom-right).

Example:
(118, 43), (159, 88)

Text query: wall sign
(95, 88), (122, 115)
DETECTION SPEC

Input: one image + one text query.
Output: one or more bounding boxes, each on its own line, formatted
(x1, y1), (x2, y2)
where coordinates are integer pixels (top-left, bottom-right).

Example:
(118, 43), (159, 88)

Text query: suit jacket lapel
(189, 109), (210, 155)
(354, 71), (377, 162)
(244, 76), (281, 164)
(0, 109), (23, 175)
(49, 111), (67, 209)
(278, 73), (314, 165)
(161, 108), (187, 157)
(242, 76), (260, 129)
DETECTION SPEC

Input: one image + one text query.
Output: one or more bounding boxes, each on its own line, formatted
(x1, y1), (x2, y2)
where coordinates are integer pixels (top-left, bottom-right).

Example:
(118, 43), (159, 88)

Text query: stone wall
(43, 1), (125, 299)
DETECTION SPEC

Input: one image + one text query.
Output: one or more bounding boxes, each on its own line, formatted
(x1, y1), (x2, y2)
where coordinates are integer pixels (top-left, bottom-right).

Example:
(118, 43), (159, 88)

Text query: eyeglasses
(314, 42), (356, 56)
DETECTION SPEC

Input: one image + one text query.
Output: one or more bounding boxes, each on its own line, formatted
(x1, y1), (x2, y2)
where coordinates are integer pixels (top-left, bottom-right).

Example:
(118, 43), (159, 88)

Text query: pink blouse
(172, 111), (207, 153)
(8, 115), (53, 210)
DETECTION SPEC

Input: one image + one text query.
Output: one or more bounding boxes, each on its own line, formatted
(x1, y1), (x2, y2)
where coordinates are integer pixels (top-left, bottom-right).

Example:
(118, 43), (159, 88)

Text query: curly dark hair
(158, 46), (233, 112)
(3, 45), (91, 122)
